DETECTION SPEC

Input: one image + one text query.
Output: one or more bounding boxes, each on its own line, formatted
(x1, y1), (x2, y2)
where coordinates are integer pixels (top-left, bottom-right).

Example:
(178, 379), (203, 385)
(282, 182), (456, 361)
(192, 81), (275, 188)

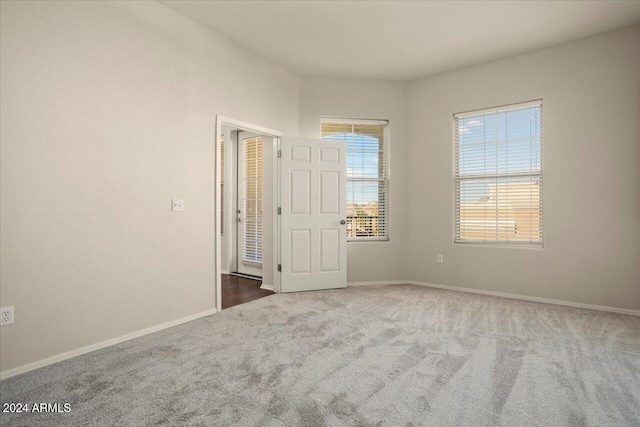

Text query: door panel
(280, 137), (347, 292)
(290, 230), (311, 274)
(290, 170), (311, 214)
(320, 229), (340, 272)
(237, 132), (262, 278)
(320, 171), (339, 214)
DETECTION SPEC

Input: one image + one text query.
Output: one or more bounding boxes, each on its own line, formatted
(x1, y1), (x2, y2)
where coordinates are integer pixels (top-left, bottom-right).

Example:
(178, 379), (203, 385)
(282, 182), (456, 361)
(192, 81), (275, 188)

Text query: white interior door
(280, 137), (347, 292)
(236, 132), (263, 278)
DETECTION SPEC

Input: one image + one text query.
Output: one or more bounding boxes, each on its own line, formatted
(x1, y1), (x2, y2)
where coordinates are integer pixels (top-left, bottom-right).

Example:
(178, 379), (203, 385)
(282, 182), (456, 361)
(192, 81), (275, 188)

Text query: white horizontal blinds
(454, 101), (543, 245)
(243, 137), (263, 263)
(220, 140), (224, 236)
(322, 120), (389, 240)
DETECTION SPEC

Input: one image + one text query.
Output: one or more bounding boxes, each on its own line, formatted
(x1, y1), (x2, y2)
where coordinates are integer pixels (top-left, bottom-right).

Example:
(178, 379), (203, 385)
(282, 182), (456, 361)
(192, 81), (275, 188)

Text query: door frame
(215, 115), (283, 312)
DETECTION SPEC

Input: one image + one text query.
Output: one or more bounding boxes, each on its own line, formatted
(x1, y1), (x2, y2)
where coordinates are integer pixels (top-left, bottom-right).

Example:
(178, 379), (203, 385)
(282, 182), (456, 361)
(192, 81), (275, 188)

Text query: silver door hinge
(277, 264), (282, 272)
(277, 149), (282, 158)
(277, 207), (281, 215)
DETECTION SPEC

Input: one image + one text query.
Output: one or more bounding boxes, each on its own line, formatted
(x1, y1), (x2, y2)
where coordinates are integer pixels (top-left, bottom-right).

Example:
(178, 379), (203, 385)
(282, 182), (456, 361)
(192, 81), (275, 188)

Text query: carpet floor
(1, 284), (639, 426)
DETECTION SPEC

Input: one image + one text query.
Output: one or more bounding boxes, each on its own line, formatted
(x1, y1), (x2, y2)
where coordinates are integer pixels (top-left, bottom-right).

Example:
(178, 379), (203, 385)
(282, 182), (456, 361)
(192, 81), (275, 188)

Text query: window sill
(348, 238), (390, 243)
(454, 242), (544, 250)
(241, 260), (263, 267)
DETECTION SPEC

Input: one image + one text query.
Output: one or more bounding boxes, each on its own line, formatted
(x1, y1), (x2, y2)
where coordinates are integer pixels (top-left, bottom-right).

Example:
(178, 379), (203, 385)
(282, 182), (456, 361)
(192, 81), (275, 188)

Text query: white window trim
(321, 117), (389, 126)
(453, 100), (544, 247)
(238, 135), (264, 265)
(321, 118), (390, 242)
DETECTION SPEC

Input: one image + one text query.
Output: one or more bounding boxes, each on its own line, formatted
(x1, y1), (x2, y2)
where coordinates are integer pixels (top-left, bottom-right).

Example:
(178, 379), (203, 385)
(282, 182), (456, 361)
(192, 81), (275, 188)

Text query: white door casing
(280, 137), (347, 292)
(215, 115), (282, 312)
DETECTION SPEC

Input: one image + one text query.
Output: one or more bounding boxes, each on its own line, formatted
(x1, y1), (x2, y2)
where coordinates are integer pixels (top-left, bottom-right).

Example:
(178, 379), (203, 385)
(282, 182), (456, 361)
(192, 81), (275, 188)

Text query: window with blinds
(220, 139), (224, 236)
(454, 101), (543, 245)
(322, 119), (389, 241)
(242, 136), (263, 263)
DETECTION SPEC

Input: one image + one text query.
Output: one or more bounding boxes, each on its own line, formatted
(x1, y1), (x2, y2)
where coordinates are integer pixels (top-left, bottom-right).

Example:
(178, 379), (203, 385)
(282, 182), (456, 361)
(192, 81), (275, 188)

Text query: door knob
(340, 219), (346, 225)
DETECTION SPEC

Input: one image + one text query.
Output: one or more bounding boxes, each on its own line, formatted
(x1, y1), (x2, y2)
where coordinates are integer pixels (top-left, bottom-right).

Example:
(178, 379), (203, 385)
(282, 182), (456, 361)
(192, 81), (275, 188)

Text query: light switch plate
(172, 199), (184, 212)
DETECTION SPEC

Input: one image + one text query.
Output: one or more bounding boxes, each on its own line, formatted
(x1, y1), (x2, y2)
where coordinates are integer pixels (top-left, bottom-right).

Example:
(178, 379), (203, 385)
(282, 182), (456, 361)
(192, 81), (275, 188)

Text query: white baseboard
(3, 281), (636, 380)
(348, 281), (407, 287)
(0, 308), (218, 380)
(348, 280), (639, 316)
(260, 283), (274, 291)
(220, 270), (229, 275)
(406, 281), (640, 317)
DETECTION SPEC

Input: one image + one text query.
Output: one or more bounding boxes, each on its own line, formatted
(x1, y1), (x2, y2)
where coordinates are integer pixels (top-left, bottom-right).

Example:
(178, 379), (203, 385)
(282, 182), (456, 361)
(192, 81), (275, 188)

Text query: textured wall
(1, 2), (638, 378)
(406, 25), (640, 310)
(0, 0), (299, 373)
(299, 76), (408, 283)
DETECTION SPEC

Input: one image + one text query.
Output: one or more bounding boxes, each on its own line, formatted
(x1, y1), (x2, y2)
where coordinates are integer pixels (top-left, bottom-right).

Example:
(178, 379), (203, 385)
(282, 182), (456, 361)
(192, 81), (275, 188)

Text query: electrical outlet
(1, 306), (14, 326)
(437, 254), (444, 264)
(171, 199), (184, 212)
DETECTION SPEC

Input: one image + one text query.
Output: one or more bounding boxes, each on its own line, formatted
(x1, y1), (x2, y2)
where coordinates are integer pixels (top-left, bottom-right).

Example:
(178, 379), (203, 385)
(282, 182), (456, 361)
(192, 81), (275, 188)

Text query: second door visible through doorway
(236, 132), (263, 278)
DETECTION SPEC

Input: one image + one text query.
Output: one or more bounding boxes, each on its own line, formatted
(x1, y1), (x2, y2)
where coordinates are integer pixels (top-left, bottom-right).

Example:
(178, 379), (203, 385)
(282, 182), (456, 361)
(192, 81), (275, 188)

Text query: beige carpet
(1, 284), (639, 426)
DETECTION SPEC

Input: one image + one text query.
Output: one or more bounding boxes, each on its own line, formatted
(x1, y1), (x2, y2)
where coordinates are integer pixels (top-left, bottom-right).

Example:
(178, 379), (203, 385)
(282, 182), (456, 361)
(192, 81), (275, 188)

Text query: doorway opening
(216, 116), (282, 311)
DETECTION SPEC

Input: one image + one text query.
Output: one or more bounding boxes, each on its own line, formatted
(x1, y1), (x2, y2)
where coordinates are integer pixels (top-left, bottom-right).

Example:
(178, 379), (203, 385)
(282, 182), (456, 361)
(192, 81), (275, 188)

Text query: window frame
(453, 100), (544, 248)
(220, 139), (224, 236)
(238, 135), (264, 265)
(321, 118), (390, 242)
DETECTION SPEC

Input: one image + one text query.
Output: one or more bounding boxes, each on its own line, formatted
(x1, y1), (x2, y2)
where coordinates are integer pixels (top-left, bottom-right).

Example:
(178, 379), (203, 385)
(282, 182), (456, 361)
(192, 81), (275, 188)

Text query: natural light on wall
(454, 101), (543, 245)
(321, 119), (389, 241)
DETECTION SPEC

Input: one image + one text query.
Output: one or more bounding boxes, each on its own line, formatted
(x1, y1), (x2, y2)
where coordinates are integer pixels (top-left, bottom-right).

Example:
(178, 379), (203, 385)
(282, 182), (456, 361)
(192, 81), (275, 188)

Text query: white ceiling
(162, 1), (640, 81)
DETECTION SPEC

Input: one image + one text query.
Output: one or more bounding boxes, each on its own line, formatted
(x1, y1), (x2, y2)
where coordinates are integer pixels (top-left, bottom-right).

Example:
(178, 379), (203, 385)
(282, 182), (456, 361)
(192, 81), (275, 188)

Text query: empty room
(1, 1), (639, 426)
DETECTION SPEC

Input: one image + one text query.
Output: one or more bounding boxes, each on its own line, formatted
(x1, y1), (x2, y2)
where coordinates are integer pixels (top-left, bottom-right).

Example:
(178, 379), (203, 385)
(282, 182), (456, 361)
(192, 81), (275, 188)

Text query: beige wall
(299, 76), (408, 283)
(406, 24), (640, 310)
(0, 1), (299, 373)
(1, 1), (638, 378)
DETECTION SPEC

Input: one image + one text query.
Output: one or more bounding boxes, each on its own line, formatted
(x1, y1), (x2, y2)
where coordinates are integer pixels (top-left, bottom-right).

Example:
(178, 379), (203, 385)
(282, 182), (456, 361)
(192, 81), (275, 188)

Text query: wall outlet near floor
(1, 306), (14, 326)
(437, 254), (444, 264)
(171, 199), (184, 212)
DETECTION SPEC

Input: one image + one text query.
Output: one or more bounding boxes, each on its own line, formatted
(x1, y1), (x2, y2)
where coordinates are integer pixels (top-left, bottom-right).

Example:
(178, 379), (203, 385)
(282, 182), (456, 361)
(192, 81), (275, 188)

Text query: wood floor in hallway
(222, 274), (274, 309)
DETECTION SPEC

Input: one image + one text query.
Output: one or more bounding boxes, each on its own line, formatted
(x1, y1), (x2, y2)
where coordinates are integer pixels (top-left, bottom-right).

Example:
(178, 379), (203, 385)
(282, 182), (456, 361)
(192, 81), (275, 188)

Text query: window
(242, 136), (263, 263)
(220, 139), (224, 236)
(454, 101), (542, 245)
(322, 119), (389, 241)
